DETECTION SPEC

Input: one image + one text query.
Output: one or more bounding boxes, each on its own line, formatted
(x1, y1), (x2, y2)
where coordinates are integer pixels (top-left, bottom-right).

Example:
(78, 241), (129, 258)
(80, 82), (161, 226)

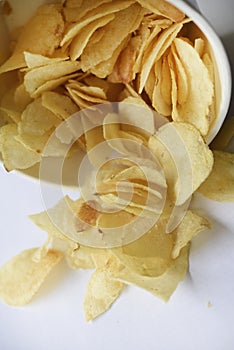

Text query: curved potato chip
(84, 265), (124, 321)
(0, 248), (62, 306)
(0, 123), (40, 171)
(112, 244), (189, 301)
(172, 210), (210, 258)
(171, 38), (214, 136)
(198, 150), (234, 202)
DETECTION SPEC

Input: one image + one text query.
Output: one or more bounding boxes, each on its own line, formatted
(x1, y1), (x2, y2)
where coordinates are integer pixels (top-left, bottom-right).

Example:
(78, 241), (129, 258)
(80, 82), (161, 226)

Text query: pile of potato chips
(0, 0), (233, 321)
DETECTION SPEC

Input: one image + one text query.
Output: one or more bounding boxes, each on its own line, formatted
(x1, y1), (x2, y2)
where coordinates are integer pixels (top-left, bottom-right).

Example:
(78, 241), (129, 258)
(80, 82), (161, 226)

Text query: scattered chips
(0, 0), (233, 323)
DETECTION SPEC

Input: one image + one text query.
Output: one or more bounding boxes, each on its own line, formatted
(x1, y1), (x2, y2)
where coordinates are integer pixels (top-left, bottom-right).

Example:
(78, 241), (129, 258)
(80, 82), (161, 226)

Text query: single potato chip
(0, 248), (62, 306)
(84, 264), (124, 321)
(198, 150), (234, 202)
(112, 244), (189, 301)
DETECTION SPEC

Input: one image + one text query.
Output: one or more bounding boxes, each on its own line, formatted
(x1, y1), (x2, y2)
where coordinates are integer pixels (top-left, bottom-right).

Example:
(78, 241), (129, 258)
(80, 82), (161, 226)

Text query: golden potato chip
(61, 0), (135, 45)
(171, 43), (188, 105)
(198, 150), (234, 202)
(23, 60), (80, 97)
(64, 0), (110, 22)
(80, 4), (143, 71)
(139, 22), (183, 93)
(152, 58), (172, 116)
(0, 4), (64, 74)
(160, 55), (172, 106)
(70, 14), (115, 60)
(15, 130), (52, 154)
(23, 52), (68, 69)
(172, 210), (210, 259)
(111, 218), (174, 277)
(136, 0), (185, 22)
(41, 91), (79, 120)
(149, 122), (214, 205)
(84, 265), (124, 321)
(66, 244), (110, 270)
(210, 117), (234, 151)
(109, 35), (143, 83)
(18, 98), (60, 136)
(0, 124), (40, 171)
(14, 83), (32, 111)
(0, 248), (62, 306)
(112, 244), (189, 301)
(171, 38), (214, 136)
(194, 37), (205, 57)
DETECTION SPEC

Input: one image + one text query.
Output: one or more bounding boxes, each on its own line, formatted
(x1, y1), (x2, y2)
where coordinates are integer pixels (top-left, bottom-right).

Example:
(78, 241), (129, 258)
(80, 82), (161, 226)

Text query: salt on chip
(0, 248), (62, 306)
(84, 265), (124, 321)
(198, 150), (234, 202)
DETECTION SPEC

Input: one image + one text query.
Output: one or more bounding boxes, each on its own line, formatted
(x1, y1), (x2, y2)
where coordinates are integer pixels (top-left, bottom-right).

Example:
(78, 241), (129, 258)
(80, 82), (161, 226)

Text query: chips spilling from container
(0, 0), (233, 321)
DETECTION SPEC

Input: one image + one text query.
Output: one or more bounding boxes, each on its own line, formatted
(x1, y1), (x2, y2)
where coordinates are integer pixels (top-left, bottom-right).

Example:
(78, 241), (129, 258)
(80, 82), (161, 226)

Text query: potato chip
(15, 131), (52, 154)
(139, 22), (183, 93)
(80, 4), (143, 71)
(66, 244), (110, 270)
(149, 122), (214, 205)
(152, 58), (172, 116)
(172, 210), (210, 259)
(0, 4), (64, 74)
(109, 35), (143, 84)
(69, 14), (115, 61)
(136, 0), (185, 22)
(171, 43), (188, 105)
(61, 0), (135, 45)
(112, 245), (189, 301)
(0, 248), (62, 306)
(111, 218), (174, 277)
(198, 151), (234, 202)
(41, 91), (79, 120)
(18, 98), (60, 136)
(90, 35), (131, 79)
(84, 265), (124, 321)
(64, 0), (111, 22)
(14, 83), (32, 111)
(171, 38), (214, 136)
(0, 124), (40, 171)
(23, 52), (68, 69)
(160, 55), (172, 106)
(23, 60), (80, 97)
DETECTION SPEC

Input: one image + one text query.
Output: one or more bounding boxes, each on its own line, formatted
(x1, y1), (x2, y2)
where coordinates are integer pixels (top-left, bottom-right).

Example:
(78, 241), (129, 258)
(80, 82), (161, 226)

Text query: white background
(0, 1), (234, 350)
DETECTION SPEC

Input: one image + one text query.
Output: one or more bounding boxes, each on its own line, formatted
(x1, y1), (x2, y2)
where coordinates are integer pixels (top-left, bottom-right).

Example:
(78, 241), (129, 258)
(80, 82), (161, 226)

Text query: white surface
(0, 1), (234, 350)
